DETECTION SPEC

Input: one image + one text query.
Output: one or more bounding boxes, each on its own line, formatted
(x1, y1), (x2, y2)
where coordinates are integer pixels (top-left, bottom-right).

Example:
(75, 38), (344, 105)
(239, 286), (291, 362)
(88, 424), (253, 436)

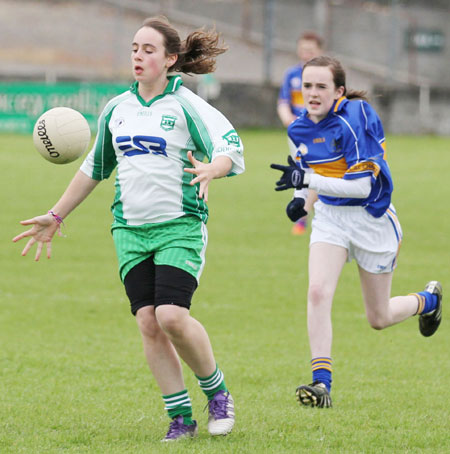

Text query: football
(33, 107), (91, 164)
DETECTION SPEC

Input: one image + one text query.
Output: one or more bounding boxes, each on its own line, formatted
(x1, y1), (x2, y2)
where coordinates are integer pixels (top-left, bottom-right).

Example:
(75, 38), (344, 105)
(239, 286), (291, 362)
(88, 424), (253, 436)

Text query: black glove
(286, 197), (308, 222)
(270, 155), (307, 191)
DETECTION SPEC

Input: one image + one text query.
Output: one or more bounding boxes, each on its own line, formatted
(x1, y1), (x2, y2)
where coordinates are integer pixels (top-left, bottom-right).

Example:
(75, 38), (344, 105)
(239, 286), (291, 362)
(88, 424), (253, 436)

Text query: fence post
(263, 0), (275, 85)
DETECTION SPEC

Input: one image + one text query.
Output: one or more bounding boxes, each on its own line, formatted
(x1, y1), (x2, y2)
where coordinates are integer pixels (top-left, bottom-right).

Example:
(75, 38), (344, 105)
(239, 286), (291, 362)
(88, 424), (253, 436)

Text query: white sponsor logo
(185, 260), (198, 270)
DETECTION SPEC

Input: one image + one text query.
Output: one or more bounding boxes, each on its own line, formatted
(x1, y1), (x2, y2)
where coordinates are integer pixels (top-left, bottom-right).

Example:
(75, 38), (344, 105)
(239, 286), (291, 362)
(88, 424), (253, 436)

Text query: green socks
(196, 366), (228, 400)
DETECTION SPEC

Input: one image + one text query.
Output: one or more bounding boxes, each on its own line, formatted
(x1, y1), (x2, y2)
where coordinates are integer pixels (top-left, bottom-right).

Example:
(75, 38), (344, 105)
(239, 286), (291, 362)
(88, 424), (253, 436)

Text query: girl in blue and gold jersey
(271, 56), (443, 408)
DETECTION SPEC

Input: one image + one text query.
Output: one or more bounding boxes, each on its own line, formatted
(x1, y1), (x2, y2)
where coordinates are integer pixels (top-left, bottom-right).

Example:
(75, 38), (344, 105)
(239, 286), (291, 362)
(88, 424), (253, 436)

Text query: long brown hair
(142, 16), (227, 75)
(303, 56), (368, 101)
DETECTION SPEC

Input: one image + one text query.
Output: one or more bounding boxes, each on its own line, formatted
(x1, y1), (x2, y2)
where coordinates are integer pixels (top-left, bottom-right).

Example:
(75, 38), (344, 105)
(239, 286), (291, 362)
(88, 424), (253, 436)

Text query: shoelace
(166, 418), (184, 437)
(207, 394), (228, 419)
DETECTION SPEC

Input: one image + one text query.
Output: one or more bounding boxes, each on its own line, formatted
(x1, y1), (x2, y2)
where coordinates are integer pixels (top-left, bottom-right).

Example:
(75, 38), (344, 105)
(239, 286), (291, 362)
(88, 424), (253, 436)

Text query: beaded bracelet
(48, 210), (66, 236)
(48, 210), (64, 225)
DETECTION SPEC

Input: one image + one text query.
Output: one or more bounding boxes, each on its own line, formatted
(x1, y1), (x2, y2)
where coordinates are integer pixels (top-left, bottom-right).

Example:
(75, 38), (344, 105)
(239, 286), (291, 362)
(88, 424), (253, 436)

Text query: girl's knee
(136, 307), (161, 339)
(366, 312), (390, 330)
(155, 305), (187, 336)
(308, 283), (332, 307)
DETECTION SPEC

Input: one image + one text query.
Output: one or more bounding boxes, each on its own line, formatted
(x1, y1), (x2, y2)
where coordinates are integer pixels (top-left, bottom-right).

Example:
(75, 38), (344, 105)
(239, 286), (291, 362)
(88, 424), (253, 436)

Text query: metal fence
(1, 0), (449, 133)
(2, 0), (449, 87)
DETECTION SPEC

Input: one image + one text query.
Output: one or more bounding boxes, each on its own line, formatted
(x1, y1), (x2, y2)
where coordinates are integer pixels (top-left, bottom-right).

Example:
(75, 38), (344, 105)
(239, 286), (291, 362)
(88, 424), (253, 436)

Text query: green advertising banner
(0, 82), (130, 134)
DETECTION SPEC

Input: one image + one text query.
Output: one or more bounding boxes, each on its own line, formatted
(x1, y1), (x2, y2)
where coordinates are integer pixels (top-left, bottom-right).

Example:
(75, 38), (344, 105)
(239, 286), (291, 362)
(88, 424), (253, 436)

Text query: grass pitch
(1, 131), (449, 453)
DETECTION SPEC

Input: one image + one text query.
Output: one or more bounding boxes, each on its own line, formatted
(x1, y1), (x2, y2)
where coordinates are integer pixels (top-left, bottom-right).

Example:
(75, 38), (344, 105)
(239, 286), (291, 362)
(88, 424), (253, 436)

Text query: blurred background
(1, 0), (449, 134)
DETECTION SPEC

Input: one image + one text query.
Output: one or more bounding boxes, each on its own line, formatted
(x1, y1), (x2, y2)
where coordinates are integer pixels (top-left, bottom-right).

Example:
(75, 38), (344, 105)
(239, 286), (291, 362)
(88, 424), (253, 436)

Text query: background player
(277, 31), (324, 128)
(13, 16), (244, 441)
(271, 56), (443, 408)
(277, 32), (324, 235)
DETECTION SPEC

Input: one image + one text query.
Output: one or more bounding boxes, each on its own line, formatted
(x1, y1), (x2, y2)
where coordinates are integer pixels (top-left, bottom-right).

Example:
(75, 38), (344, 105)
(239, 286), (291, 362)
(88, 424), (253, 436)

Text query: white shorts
(310, 200), (402, 274)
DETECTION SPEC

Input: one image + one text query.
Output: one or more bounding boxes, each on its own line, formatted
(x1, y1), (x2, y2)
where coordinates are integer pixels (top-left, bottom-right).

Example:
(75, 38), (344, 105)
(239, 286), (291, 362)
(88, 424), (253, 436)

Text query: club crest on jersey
(160, 115), (177, 131)
(222, 130), (241, 147)
(332, 138), (342, 153)
(291, 77), (302, 88)
(297, 143), (308, 156)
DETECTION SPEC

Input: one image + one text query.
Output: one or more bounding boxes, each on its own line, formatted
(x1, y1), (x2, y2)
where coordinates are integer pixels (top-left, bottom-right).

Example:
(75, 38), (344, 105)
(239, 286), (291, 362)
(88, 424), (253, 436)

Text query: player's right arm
(277, 102), (297, 128)
(14, 92), (125, 261)
(277, 70), (298, 127)
(12, 171), (100, 261)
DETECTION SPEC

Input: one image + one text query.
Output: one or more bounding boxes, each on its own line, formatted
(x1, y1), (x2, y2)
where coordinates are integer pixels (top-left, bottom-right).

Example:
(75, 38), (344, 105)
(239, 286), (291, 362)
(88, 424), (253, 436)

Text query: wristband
(48, 211), (66, 237)
(48, 210), (64, 225)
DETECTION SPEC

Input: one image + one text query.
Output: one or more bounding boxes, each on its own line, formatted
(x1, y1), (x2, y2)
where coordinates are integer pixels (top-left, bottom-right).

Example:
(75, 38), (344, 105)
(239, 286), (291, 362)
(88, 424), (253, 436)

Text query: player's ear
(336, 85), (345, 98)
(166, 54), (177, 69)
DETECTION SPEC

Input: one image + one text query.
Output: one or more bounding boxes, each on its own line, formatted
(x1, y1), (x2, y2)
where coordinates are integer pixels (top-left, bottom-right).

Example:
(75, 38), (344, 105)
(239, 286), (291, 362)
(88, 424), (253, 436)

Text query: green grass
(1, 131), (450, 453)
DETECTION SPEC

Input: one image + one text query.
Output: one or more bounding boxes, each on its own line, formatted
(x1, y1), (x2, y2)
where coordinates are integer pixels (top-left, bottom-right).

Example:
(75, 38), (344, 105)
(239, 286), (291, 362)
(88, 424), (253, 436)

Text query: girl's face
(302, 66), (345, 123)
(297, 39), (321, 64)
(131, 26), (177, 85)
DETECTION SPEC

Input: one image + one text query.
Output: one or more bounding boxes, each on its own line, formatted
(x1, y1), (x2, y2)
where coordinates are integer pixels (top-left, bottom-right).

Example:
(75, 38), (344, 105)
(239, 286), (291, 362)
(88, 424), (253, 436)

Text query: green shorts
(111, 216), (208, 283)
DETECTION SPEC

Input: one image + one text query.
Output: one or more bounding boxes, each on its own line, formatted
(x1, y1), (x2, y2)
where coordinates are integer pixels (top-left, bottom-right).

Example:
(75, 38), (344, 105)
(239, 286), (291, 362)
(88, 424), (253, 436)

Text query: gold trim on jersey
(291, 90), (304, 106)
(308, 157), (348, 177)
(381, 141), (387, 159)
(333, 96), (346, 112)
(347, 161), (380, 177)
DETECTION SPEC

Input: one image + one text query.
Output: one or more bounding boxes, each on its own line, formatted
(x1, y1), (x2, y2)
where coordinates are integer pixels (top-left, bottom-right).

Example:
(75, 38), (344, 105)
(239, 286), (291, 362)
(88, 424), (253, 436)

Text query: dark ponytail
(142, 16), (227, 75)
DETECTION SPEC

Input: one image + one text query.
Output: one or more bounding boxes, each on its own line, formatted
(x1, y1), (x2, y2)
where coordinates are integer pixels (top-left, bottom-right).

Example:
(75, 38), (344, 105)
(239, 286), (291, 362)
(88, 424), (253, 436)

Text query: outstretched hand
(183, 151), (217, 202)
(12, 214), (61, 261)
(270, 155), (307, 191)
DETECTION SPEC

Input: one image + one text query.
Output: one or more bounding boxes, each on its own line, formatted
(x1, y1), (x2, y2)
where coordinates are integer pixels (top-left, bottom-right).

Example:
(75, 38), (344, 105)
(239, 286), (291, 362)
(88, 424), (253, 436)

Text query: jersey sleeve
(80, 100), (118, 180)
(341, 101), (386, 182)
(175, 89), (244, 176)
(337, 100), (393, 217)
(210, 128), (244, 176)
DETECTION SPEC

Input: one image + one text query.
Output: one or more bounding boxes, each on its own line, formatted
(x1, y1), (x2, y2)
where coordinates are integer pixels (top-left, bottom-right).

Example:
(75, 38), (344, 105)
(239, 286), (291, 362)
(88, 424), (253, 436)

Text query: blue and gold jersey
(287, 97), (393, 218)
(278, 64), (304, 117)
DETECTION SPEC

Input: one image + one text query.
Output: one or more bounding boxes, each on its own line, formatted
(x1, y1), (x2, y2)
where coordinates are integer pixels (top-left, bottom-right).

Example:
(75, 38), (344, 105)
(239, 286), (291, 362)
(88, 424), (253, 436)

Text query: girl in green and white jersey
(14, 16), (244, 441)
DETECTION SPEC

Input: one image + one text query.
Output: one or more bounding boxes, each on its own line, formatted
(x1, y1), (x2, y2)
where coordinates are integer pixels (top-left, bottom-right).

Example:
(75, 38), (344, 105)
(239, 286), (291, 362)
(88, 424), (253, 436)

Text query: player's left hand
(271, 155), (307, 191)
(184, 151), (215, 202)
(286, 197), (308, 222)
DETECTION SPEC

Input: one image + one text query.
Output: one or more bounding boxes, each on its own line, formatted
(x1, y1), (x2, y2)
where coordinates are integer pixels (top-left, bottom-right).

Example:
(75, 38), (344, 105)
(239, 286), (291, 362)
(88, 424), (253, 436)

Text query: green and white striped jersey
(80, 75), (244, 225)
